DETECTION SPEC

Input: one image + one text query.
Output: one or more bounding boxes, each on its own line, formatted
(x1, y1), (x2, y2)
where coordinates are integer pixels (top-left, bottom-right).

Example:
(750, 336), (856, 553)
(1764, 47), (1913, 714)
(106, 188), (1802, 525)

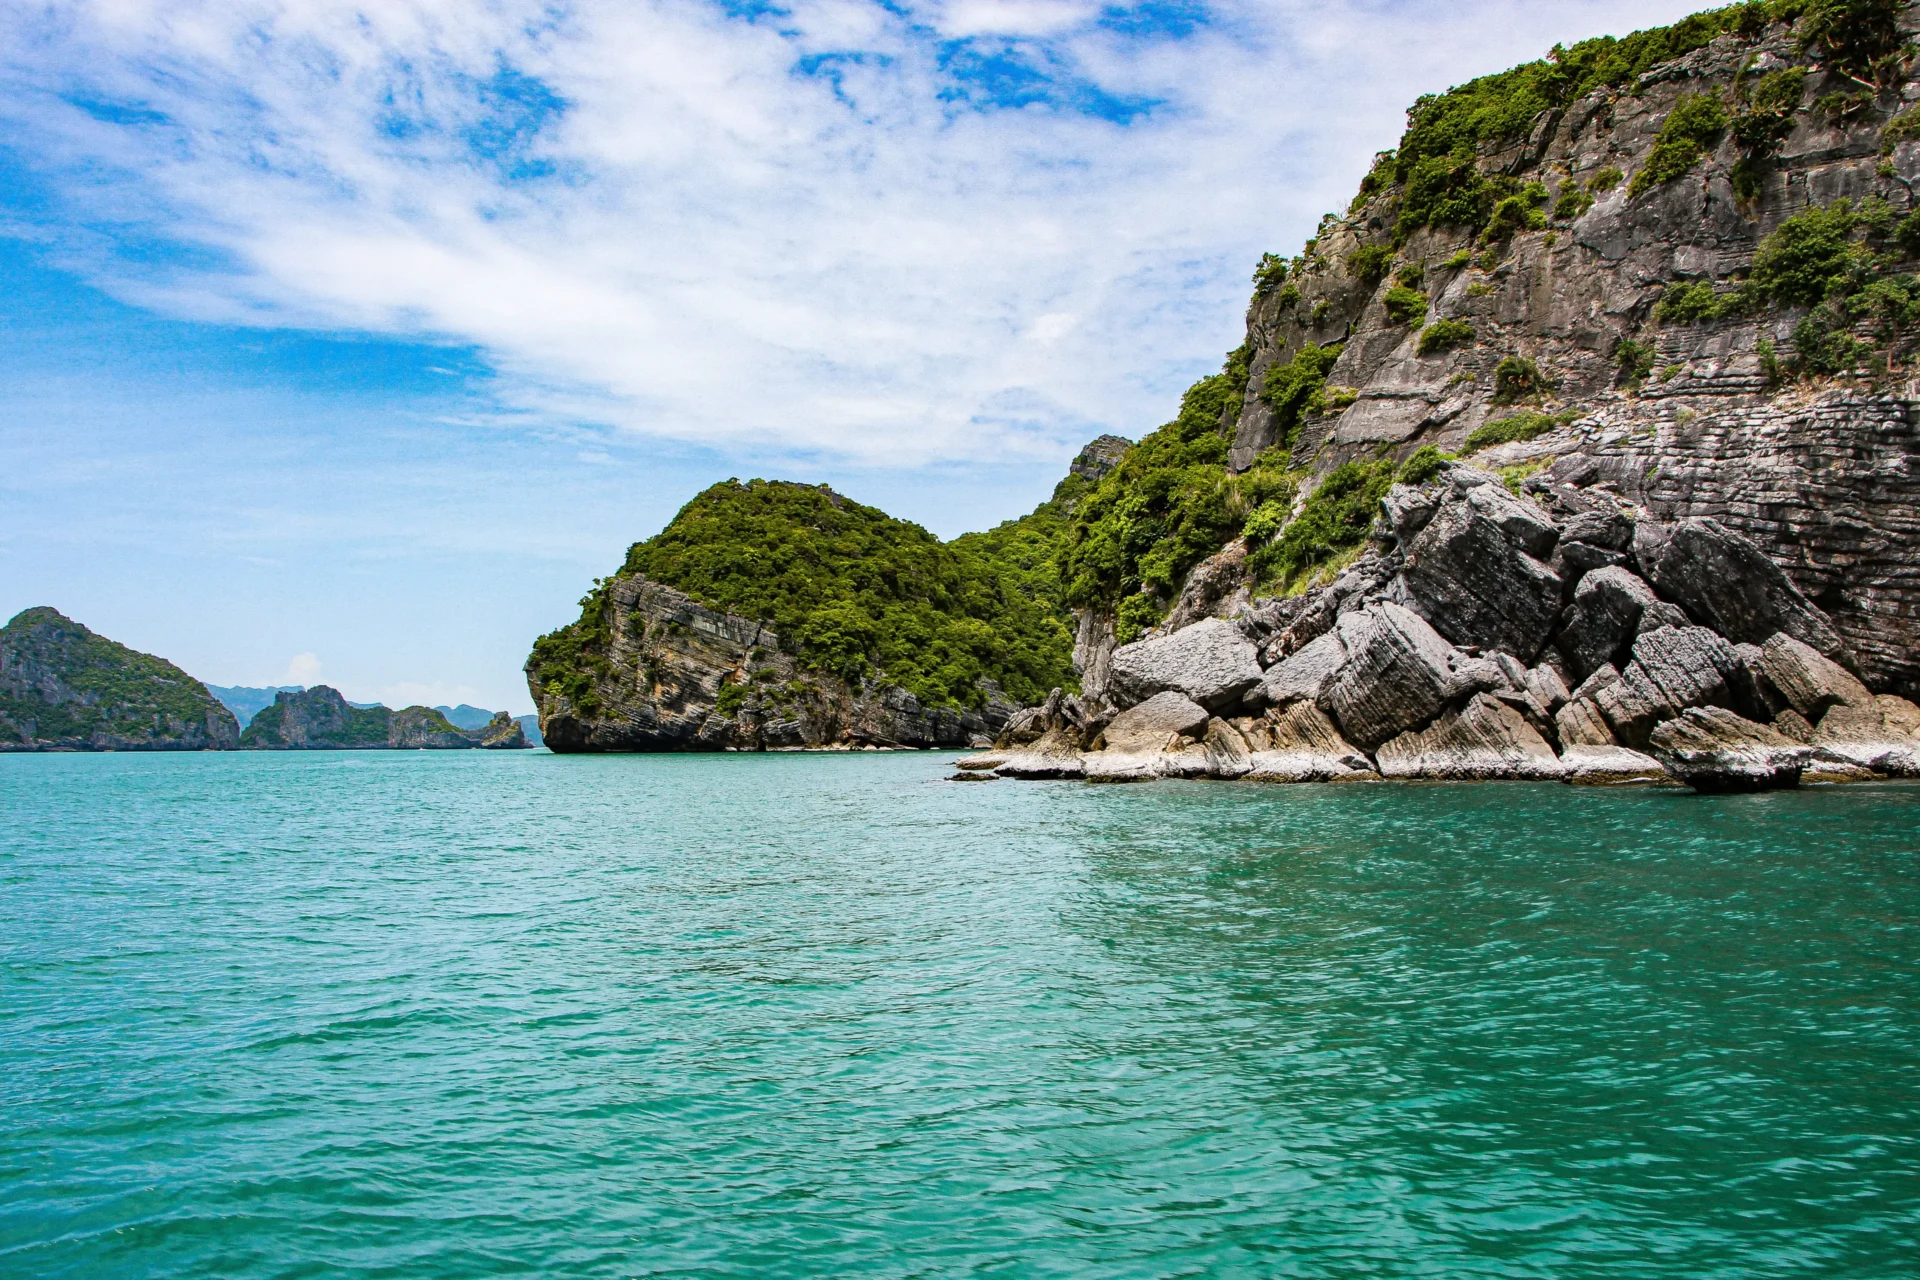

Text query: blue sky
(1, 0), (1707, 714)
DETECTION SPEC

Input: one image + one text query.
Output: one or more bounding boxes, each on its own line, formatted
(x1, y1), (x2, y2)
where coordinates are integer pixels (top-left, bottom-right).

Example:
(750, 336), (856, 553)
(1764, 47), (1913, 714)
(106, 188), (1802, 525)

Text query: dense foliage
(1341, 1), (1892, 244)
(1418, 318), (1476, 354)
(1463, 409), (1581, 454)
(1630, 92), (1729, 196)
(0, 607), (230, 745)
(534, 480), (1078, 712)
(1061, 350), (1299, 641)
(1650, 197), (1920, 373)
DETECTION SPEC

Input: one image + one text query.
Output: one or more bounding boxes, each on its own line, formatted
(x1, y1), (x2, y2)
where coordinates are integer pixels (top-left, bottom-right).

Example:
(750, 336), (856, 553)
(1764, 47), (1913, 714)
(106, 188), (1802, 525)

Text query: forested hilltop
(533, 0), (1920, 771)
(524, 440), (1125, 752)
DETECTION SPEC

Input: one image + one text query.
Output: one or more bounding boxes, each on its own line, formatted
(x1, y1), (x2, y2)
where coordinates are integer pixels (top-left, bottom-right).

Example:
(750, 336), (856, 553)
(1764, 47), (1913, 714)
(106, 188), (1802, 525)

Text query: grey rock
(1554, 567), (1662, 682)
(1649, 706), (1812, 792)
(1756, 633), (1873, 720)
(1319, 603), (1462, 750)
(1204, 718), (1254, 779)
(1524, 663), (1571, 714)
(1560, 744), (1674, 786)
(1446, 655), (1515, 699)
(1382, 483), (1441, 544)
(1594, 626), (1738, 748)
(1634, 518), (1845, 656)
(1251, 628), (1348, 707)
(1375, 693), (1565, 780)
(1100, 692), (1211, 753)
(1243, 701), (1377, 782)
(1398, 477), (1564, 661)
(1109, 618), (1263, 712)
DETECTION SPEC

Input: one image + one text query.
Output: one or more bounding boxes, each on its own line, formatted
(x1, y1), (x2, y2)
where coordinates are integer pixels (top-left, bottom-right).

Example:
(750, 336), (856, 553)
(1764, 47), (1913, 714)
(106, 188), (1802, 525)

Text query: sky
(0, 0), (1713, 714)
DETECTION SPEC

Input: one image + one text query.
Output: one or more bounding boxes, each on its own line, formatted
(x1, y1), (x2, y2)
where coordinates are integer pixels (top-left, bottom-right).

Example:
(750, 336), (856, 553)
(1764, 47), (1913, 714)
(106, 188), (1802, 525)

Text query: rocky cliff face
(0, 607), (239, 751)
(1167, 2), (1920, 699)
(240, 686), (530, 749)
(530, 575), (1017, 752)
(967, 460), (1920, 791)
(962, 3), (1920, 792)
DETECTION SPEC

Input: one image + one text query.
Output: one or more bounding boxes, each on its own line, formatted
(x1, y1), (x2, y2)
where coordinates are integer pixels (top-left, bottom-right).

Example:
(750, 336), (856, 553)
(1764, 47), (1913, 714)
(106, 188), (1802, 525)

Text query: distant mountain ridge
(241, 687), (529, 750)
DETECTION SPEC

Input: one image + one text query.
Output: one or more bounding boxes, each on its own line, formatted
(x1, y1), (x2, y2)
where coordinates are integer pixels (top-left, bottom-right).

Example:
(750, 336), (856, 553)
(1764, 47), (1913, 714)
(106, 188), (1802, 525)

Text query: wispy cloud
(0, 0), (1706, 464)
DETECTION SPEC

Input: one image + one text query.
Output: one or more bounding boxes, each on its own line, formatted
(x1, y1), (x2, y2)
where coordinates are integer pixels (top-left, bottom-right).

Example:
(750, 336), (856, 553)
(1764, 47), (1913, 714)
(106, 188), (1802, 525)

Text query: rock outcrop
(0, 607), (238, 751)
(528, 576), (1017, 752)
(1649, 707), (1812, 793)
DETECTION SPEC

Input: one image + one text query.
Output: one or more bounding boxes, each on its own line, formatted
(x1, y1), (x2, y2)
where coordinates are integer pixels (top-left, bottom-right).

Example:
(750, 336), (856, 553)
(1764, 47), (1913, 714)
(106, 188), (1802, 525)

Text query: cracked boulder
(1243, 701), (1377, 782)
(1634, 518), (1845, 657)
(1554, 567), (1690, 683)
(1374, 693), (1565, 780)
(1318, 602), (1462, 751)
(1595, 626), (1740, 749)
(1250, 627), (1348, 709)
(1109, 617), (1263, 712)
(1755, 633), (1872, 720)
(1812, 693), (1920, 777)
(1396, 469), (1564, 661)
(1649, 706), (1812, 792)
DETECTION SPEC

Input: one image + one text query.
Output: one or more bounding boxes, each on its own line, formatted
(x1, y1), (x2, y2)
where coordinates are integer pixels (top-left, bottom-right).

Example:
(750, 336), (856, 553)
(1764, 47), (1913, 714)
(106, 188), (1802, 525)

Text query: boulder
(1560, 744), (1674, 786)
(1634, 518), (1845, 656)
(1204, 718), (1254, 779)
(1396, 473), (1564, 660)
(1244, 701), (1377, 782)
(1375, 693), (1565, 780)
(1812, 694), (1920, 776)
(1318, 603), (1462, 750)
(1555, 696), (1617, 747)
(1648, 706), (1812, 792)
(1523, 663), (1571, 714)
(1553, 567), (1690, 682)
(1250, 628), (1348, 708)
(1109, 618), (1263, 712)
(1595, 626), (1738, 749)
(1382, 483), (1440, 544)
(1099, 692), (1211, 752)
(1756, 633), (1873, 720)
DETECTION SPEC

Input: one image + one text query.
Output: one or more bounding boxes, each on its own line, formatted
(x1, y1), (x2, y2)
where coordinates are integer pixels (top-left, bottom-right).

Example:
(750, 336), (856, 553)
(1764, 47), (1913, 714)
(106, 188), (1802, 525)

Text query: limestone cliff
(1065, 0), (1920, 706)
(0, 607), (239, 751)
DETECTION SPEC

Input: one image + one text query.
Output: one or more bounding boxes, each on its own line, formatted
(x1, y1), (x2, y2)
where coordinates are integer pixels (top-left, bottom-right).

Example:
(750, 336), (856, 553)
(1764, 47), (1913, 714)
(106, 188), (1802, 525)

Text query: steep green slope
(0, 607), (238, 750)
(531, 479), (1077, 711)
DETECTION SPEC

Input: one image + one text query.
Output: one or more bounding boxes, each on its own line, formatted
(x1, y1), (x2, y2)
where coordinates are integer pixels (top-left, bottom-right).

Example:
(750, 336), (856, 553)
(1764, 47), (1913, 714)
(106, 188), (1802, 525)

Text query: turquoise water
(3, 752), (1918, 1278)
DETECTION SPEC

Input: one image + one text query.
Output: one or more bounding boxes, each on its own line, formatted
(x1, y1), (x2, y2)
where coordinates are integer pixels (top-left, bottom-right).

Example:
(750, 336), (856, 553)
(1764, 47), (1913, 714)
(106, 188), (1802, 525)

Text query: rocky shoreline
(960, 460), (1920, 793)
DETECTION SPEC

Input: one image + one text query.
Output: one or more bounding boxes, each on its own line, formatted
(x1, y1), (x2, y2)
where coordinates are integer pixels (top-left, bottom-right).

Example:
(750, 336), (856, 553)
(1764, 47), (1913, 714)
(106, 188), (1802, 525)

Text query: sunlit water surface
(3, 751), (1918, 1278)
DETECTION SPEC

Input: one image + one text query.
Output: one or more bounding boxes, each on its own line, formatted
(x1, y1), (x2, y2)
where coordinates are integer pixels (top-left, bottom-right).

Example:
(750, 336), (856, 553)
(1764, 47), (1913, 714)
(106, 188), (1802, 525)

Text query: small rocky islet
(527, 3), (1920, 792)
(0, 608), (527, 752)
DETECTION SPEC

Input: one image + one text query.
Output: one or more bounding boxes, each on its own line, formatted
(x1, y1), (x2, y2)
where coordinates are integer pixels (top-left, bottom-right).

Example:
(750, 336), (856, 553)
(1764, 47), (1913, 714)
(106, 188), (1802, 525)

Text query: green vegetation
(1589, 166), (1625, 192)
(1484, 182), (1549, 241)
(1252, 460), (1398, 584)
(1630, 92), (1729, 197)
(1615, 338), (1657, 384)
(1880, 104), (1920, 153)
(1060, 351), (1300, 639)
(532, 480), (1078, 713)
(1253, 253), (1290, 296)
(1383, 286), (1430, 326)
(1730, 66), (1807, 196)
(1311, 299), (1333, 326)
(1347, 244), (1397, 283)
(1492, 355), (1549, 403)
(1398, 444), (1452, 485)
(1275, 283), (1302, 310)
(1261, 343), (1345, 450)
(1798, 0), (1905, 85)
(0, 607), (231, 746)
(1554, 185), (1595, 221)
(1464, 409), (1581, 454)
(1418, 318), (1475, 355)
(1655, 279), (1731, 323)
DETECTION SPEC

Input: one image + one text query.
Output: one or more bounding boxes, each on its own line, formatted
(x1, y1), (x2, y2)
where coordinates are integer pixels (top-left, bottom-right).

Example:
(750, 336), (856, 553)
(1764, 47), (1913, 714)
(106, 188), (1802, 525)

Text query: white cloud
(0, 0), (1711, 466)
(282, 651), (322, 684)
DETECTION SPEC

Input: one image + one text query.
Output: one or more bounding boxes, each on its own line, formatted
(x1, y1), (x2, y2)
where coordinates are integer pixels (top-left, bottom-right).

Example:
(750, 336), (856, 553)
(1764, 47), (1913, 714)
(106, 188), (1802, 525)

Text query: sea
(3, 750), (1917, 1278)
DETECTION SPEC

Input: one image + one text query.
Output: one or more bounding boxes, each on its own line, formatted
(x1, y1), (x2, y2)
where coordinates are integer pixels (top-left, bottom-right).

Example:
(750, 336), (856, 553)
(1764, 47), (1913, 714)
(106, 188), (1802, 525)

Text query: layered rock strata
(966, 461), (1920, 792)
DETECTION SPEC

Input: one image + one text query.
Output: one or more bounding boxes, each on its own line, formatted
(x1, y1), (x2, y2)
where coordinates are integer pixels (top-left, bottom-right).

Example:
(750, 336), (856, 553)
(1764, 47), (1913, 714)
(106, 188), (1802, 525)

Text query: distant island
(2, 608), (531, 752)
(205, 685), (542, 745)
